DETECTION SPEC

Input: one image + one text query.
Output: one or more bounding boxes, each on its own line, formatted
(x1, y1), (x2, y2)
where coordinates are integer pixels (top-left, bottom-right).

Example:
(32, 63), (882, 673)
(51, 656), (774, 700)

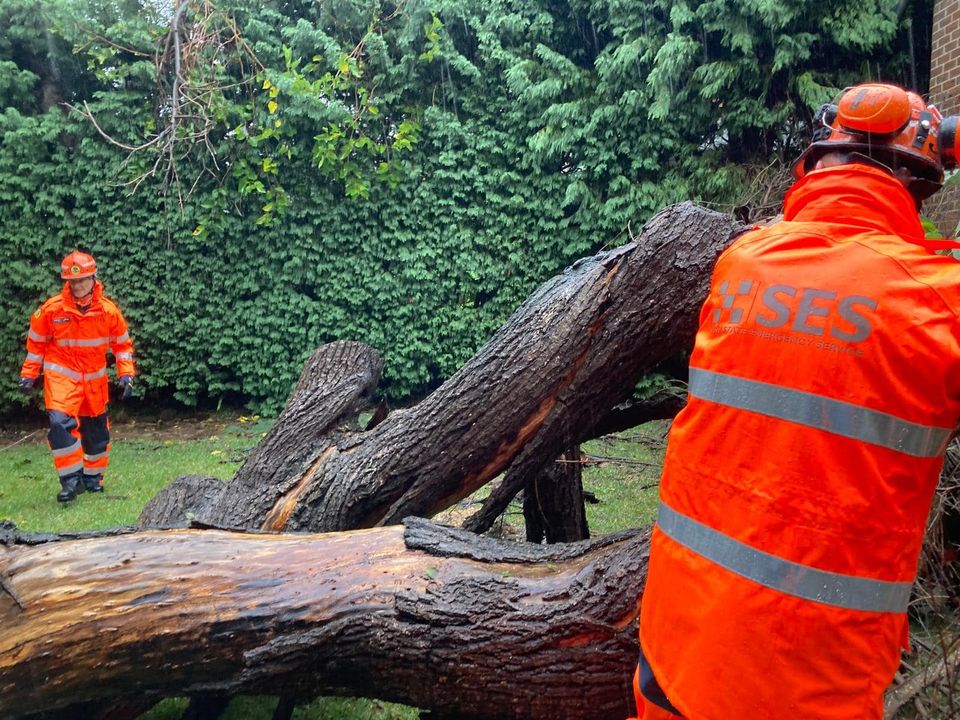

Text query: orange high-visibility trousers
(48, 410), (110, 485)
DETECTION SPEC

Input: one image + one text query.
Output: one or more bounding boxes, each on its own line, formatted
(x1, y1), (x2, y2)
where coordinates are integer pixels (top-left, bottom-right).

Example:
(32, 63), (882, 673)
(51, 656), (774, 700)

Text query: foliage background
(0, 0), (933, 415)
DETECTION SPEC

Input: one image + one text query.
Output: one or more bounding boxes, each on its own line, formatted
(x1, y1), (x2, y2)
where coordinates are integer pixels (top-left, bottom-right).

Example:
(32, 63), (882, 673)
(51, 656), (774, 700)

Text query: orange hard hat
(61, 251), (97, 279)
(793, 83), (960, 201)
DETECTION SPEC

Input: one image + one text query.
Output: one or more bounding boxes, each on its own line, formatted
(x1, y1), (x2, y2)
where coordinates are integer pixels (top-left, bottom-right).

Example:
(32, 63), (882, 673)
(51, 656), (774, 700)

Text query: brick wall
(928, 0), (960, 235)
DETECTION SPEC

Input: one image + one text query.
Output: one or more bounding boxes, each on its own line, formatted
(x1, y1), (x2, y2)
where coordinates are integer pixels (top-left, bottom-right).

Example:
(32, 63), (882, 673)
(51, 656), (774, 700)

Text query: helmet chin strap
(841, 152), (936, 210)
(845, 151), (896, 176)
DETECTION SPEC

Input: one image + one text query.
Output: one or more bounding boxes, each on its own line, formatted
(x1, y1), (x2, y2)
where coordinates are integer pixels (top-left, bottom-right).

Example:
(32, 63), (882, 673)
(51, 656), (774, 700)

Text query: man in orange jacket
(634, 83), (960, 720)
(19, 251), (136, 502)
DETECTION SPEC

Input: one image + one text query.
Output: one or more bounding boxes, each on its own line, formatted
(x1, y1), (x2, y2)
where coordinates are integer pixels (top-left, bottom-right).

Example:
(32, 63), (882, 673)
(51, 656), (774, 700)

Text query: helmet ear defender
(811, 104), (838, 143)
(795, 83), (960, 201)
(941, 115), (958, 171)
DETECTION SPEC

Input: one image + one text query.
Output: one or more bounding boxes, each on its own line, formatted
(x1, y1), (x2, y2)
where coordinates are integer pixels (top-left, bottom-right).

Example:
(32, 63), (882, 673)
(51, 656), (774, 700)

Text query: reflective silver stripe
(688, 368), (951, 458)
(657, 503), (912, 613)
(115, 352), (133, 360)
(56, 461), (83, 478)
(83, 451), (109, 462)
(82, 468), (102, 476)
(52, 440), (82, 458)
(43, 363), (107, 382)
(44, 362), (82, 381)
(57, 337), (108, 347)
(111, 333), (130, 344)
(26, 352), (44, 363)
(28, 330), (50, 342)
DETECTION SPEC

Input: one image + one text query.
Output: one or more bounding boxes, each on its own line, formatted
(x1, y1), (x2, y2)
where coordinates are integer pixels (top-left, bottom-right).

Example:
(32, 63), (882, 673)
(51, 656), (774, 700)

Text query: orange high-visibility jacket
(640, 164), (960, 720)
(20, 281), (135, 416)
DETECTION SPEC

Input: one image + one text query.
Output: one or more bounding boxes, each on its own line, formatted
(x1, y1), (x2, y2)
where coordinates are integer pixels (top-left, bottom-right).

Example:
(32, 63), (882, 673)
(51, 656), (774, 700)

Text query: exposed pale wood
(11, 201), (946, 718)
(139, 341), (383, 529)
(0, 519), (648, 720)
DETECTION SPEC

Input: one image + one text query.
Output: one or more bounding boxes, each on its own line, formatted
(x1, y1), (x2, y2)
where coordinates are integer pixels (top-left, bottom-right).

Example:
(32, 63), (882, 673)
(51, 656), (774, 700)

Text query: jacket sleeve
(109, 307), (135, 377)
(20, 306), (51, 379)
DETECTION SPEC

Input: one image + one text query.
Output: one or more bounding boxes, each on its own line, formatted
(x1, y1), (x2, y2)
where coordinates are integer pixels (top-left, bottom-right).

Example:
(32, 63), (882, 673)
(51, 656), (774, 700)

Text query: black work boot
(82, 474), (104, 493)
(57, 474), (86, 503)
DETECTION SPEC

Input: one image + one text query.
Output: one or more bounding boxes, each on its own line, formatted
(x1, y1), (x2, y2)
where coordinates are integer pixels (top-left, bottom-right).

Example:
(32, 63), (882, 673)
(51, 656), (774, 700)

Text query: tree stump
(523, 446), (589, 543)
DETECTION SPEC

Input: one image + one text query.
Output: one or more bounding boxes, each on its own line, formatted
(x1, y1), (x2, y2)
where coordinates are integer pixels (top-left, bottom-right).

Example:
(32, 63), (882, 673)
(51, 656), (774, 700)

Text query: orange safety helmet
(60, 251), (97, 280)
(793, 83), (960, 201)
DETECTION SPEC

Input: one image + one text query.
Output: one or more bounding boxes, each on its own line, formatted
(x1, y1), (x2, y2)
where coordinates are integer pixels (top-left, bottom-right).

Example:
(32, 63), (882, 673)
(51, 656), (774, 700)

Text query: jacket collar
(782, 164), (927, 241)
(60, 280), (104, 313)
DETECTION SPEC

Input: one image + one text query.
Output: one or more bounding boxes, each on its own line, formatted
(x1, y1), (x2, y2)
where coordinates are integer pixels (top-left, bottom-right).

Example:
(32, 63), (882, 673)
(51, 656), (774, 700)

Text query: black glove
(119, 375), (133, 401)
(18, 377), (34, 395)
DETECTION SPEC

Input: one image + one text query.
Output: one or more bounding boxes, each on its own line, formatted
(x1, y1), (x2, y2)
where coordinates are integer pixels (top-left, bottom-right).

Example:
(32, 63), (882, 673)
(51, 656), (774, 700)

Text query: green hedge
(0, 0), (928, 415)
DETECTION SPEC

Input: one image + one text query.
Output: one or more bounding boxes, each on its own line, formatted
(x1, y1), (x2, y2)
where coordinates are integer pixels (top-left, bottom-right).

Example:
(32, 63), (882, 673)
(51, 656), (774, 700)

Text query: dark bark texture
(0, 519), (649, 720)
(5, 202), (951, 718)
(139, 203), (745, 534)
(2, 203), (747, 719)
(523, 446), (590, 543)
(590, 388), (687, 439)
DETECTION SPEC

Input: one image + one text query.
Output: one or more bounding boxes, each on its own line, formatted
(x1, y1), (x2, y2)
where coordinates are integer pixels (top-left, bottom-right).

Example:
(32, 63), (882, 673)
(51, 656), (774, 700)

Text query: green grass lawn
(1, 414), (666, 720)
(143, 697), (418, 720)
(0, 426), (252, 532)
(581, 423), (667, 534)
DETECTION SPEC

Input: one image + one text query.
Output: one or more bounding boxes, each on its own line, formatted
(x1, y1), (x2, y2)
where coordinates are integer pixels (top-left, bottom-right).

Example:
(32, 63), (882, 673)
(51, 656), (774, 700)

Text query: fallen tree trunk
(140, 202), (745, 533)
(4, 203), (744, 718)
(5, 201), (950, 718)
(0, 519), (648, 720)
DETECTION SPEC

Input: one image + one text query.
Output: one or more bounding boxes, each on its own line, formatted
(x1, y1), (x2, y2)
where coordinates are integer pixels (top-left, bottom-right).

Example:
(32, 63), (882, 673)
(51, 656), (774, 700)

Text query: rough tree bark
(3, 202), (746, 719)
(523, 446), (590, 543)
(140, 202), (745, 534)
(7, 199), (946, 718)
(0, 519), (648, 720)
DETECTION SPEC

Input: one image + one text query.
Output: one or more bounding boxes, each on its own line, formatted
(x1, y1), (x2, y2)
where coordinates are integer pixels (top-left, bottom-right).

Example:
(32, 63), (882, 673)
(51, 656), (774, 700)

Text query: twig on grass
(0, 430), (42, 453)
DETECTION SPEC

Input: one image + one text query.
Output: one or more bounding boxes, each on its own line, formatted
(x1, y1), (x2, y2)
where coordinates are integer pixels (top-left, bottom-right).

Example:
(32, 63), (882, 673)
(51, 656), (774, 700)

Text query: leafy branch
(70, 0), (263, 207)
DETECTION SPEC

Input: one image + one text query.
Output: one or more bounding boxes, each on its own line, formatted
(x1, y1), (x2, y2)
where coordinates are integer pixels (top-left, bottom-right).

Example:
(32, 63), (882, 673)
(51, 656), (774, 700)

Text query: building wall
(929, 0), (960, 235)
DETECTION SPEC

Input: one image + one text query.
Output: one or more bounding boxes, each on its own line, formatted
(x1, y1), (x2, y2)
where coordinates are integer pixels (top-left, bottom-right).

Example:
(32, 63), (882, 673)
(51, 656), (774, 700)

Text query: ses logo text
(709, 279), (877, 356)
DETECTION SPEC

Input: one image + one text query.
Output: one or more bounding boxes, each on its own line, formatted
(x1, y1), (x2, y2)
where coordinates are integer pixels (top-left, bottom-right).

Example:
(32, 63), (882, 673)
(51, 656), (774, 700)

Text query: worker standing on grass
(18, 251), (135, 503)
(633, 82), (960, 720)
